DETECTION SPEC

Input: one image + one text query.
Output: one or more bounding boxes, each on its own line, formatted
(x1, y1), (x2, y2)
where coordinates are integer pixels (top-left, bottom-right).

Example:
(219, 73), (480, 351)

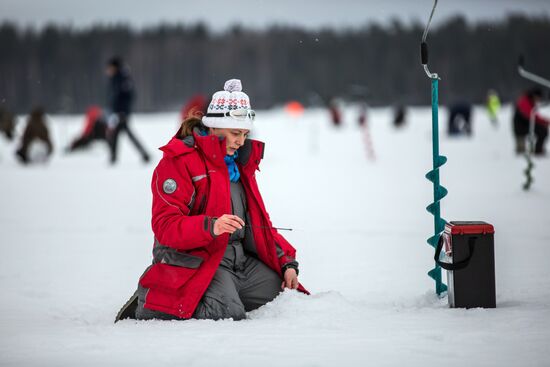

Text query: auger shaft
(422, 0), (447, 296)
(523, 109), (537, 190)
(427, 78), (448, 295)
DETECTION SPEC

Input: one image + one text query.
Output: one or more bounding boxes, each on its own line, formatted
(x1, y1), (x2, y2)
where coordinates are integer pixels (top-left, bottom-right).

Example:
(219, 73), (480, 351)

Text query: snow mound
(248, 290), (357, 321)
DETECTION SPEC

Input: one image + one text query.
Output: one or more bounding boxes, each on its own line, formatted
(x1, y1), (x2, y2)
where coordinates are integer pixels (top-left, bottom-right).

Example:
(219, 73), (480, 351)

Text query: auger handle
(421, 42), (429, 65)
(421, 0), (439, 79)
(517, 55), (550, 89)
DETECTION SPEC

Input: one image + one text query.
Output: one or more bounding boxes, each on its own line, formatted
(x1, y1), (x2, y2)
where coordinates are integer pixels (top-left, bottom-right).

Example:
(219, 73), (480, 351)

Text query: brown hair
(178, 110), (208, 138)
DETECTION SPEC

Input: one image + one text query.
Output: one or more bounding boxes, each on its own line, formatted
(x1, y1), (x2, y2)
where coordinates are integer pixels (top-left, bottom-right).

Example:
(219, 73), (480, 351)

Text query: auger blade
(425, 170), (436, 182)
(427, 234), (439, 248)
(436, 155), (447, 167)
(435, 185), (448, 201)
(428, 266), (448, 295)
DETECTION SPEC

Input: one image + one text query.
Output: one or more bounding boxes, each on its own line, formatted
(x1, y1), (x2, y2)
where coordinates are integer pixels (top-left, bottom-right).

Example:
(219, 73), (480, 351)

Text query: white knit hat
(202, 79), (254, 130)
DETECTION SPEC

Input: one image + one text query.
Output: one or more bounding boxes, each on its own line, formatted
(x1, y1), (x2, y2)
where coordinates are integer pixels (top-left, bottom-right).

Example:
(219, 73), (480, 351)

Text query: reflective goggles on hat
(205, 109), (256, 121)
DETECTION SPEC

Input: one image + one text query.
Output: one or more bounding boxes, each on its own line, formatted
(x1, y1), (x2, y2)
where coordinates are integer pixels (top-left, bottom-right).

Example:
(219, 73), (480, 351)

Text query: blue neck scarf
(224, 151), (240, 182)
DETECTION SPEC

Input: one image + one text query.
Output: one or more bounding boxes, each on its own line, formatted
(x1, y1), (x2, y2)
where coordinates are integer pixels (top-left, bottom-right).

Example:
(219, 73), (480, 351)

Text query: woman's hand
(213, 214), (245, 236)
(281, 268), (298, 290)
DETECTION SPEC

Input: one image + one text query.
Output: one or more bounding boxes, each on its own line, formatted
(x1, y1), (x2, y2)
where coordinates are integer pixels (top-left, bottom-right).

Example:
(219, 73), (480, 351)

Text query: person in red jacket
(180, 94), (208, 123)
(513, 87), (549, 155)
(66, 106), (107, 152)
(133, 79), (307, 321)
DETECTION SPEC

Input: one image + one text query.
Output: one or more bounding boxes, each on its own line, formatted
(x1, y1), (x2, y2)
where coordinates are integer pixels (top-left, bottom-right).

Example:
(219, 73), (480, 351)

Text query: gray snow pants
(135, 252), (282, 321)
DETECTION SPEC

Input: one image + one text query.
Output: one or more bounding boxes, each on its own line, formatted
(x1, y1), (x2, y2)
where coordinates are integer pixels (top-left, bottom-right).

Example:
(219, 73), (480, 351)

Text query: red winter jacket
(82, 106), (102, 136)
(139, 132), (307, 318)
(516, 95), (550, 127)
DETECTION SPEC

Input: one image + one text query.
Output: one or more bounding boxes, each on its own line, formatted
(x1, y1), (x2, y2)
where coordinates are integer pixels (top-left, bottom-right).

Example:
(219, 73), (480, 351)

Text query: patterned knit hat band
(202, 79), (254, 130)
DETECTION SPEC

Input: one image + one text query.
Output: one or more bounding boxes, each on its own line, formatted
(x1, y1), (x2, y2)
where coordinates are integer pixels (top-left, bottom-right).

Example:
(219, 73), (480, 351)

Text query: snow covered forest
(0, 15), (549, 113)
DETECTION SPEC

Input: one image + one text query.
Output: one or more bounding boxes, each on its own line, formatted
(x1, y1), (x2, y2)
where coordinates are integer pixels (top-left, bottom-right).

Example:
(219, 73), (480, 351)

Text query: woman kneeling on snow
(133, 79), (307, 320)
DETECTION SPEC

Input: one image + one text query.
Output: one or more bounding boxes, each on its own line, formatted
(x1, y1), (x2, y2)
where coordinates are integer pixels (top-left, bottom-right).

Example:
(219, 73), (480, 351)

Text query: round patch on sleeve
(162, 179), (177, 194)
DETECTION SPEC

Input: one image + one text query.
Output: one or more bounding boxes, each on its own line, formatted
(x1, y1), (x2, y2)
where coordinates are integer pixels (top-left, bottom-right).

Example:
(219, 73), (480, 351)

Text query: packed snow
(0, 105), (549, 366)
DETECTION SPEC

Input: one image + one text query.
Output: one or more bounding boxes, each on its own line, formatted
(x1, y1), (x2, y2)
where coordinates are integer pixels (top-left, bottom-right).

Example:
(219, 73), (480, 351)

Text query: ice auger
(421, 0), (448, 296)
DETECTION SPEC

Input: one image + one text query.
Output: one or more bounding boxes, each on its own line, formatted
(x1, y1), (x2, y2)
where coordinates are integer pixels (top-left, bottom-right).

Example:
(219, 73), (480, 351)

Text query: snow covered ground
(0, 105), (549, 366)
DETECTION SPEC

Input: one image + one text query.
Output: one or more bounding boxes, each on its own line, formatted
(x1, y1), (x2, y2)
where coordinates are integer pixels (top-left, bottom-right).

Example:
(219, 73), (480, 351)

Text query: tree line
(0, 15), (549, 114)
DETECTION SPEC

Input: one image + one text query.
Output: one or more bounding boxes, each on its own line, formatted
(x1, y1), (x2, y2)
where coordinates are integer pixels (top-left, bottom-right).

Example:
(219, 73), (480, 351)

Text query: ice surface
(0, 105), (549, 366)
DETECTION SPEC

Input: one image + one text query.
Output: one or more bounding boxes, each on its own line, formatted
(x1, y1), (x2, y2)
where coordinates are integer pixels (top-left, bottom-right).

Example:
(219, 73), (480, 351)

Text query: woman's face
(211, 128), (250, 156)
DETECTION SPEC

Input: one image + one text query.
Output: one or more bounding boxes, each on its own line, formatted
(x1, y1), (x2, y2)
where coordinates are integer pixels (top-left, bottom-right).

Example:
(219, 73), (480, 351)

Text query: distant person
(486, 89), (501, 127)
(448, 102), (472, 136)
(513, 87), (549, 155)
(105, 57), (150, 164)
(393, 105), (406, 128)
(0, 107), (16, 141)
(358, 102), (368, 127)
(328, 98), (342, 127)
(15, 107), (53, 164)
(66, 106), (107, 152)
(180, 94), (208, 123)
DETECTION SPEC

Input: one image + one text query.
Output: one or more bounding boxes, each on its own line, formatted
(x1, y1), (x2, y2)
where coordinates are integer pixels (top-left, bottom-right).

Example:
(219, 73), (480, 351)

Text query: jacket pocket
(154, 246), (205, 269)
(190, 193), (207, 215)
(197, 195), (207, 214)
(139, 250), (205, 292)
(140, 263), (198, 291)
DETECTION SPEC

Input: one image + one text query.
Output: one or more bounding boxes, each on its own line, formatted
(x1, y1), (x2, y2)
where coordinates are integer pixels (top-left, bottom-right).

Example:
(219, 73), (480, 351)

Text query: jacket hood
(159, 128), (265, 172)
(159, 136), (195, 157)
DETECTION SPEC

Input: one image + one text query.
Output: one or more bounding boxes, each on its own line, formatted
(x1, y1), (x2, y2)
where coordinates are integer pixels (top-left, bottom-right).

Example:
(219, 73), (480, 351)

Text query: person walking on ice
(105, 57), (150, 164)
(123, 79), (307, 321)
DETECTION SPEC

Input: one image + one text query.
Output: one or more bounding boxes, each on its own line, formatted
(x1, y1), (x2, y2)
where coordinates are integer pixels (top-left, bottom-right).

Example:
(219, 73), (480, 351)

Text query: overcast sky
(1, 0), (549, 31)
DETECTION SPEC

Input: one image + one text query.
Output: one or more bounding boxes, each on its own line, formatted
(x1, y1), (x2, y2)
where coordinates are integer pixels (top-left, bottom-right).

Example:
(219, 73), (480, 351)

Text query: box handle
(434, 236), (477, 271)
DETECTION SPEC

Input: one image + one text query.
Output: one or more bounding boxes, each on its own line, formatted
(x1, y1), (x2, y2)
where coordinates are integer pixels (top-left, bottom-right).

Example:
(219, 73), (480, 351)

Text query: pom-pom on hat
(202, 79), (254, 130)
